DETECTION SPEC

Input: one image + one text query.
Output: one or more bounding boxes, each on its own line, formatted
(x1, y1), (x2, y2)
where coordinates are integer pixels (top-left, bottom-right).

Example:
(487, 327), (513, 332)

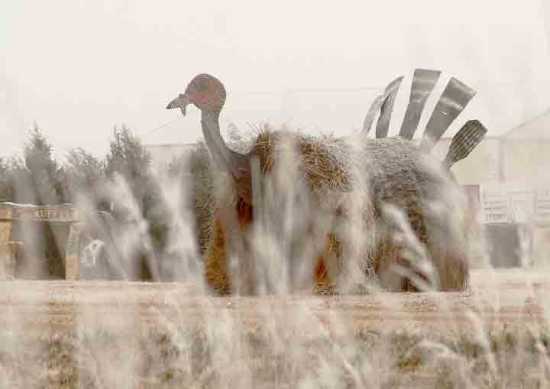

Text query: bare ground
(0, 269), (549, 388)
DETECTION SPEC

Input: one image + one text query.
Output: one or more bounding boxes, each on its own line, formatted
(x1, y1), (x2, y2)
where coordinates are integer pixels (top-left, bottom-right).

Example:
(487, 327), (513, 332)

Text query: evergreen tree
(22, 125), (66, 205)
(105, 125), (151, 183)
(65, 147), (106, 206)
(105, 125), (161, 280)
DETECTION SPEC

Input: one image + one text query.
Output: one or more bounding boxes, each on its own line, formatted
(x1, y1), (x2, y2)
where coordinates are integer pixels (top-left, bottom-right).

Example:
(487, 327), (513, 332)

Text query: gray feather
(399, 69), (441, 140)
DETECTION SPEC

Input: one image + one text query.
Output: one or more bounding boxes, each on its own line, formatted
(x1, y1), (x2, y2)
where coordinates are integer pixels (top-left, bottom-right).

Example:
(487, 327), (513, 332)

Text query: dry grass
(0, 270), (549, 388)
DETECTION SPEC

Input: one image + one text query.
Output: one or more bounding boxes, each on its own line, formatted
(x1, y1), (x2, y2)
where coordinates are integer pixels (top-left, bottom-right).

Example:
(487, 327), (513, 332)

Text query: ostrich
(166, 71), (485, 295)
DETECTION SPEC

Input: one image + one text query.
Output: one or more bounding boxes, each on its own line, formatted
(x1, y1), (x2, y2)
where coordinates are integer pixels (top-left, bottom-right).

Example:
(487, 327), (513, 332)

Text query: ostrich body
(167, 73), (474, 295)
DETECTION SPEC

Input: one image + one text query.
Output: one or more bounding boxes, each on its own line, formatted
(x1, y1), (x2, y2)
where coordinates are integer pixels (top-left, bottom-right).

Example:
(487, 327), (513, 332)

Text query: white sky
(1, 0), (550, 157)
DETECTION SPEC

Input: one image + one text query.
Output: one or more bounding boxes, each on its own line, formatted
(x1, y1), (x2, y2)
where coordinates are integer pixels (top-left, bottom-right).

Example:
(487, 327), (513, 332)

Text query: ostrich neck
(201, 109), (248, 178)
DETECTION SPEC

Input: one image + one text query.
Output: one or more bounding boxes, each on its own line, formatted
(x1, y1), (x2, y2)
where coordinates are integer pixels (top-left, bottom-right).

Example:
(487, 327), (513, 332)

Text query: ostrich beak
(166, 94), (191, 116)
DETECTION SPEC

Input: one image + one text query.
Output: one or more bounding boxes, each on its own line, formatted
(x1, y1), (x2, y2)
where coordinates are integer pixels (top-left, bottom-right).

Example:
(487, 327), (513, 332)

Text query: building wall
(434, 136), (550, 186)
(501, 140), (550, 184)
(432, 137), (502, 185)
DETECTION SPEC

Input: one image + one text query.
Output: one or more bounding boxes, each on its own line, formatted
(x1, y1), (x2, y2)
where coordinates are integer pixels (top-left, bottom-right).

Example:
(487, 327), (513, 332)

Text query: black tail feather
(375, 76), (403, 138)
(420, 77), (476, 152)
(443, 120), (487, 168)
(399, 69), (441, 140)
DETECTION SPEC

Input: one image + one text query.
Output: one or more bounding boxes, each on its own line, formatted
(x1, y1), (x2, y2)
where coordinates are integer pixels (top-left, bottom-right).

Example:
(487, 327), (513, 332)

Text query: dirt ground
(0, 268), (547, 331)
(0, 269), (549, 388)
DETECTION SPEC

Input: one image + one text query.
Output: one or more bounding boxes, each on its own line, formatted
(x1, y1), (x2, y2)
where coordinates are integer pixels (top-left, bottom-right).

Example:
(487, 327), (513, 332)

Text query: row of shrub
(0, 126), (149, 204)
(0, 125), (213, 280)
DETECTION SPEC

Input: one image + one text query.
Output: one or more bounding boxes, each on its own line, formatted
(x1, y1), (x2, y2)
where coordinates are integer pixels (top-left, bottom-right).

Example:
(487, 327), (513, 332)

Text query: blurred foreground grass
(0, 269), (549, 388)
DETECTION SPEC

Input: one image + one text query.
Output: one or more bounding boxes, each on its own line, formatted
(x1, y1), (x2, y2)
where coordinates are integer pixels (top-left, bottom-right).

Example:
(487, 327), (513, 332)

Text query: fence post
(65, 222), (82, 281)
(0, 205), (15, 279)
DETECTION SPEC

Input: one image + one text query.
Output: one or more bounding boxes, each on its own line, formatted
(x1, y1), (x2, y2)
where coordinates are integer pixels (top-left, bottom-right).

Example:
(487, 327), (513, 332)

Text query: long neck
(201, 110), (227, 167)
(201, 110), (249, 179)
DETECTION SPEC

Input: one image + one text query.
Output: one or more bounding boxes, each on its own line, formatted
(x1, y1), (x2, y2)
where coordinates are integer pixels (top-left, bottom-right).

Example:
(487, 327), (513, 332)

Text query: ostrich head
(166, 74), (227, 115)
(167, 74), (252, 202)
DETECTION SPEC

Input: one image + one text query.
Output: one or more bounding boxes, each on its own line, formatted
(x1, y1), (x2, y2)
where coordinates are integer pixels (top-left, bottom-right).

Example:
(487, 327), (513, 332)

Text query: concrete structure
(0, 203), (82, 280)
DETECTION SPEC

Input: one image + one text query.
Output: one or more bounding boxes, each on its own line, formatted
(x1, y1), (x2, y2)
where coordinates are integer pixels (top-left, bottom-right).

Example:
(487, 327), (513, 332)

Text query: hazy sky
(2, 0), (550, 158)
